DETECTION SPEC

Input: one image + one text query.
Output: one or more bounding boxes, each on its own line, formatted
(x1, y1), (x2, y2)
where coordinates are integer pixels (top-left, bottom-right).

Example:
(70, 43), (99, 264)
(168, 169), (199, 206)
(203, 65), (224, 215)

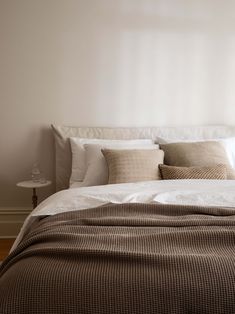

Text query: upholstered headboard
(52, 124), (235, 191)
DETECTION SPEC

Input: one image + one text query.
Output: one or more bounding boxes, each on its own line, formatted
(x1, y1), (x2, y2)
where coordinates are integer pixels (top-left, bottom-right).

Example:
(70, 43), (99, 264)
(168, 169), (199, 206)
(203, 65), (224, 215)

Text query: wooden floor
(0, 239), (15, 261)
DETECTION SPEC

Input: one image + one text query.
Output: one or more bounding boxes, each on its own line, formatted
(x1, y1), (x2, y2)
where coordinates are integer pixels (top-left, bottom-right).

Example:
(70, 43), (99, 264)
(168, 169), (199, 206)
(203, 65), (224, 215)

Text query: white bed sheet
(12, 179), (235, 251)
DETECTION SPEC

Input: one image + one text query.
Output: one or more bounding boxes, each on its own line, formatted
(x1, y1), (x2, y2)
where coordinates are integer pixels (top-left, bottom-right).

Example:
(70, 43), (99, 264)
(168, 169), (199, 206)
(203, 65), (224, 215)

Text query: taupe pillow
(159, 164), (227, 180)
(160, 141), (235, 179)
(102, 149), (164, 184)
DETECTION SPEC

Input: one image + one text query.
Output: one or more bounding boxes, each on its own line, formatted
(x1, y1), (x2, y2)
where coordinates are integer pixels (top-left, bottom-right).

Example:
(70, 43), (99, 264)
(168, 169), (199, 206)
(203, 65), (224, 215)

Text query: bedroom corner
(1, 1), (235, 312)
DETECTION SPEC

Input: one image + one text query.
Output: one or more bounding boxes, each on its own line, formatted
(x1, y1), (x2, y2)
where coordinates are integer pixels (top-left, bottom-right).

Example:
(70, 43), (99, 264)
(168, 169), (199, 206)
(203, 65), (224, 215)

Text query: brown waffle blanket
(1, 203), (235, 314)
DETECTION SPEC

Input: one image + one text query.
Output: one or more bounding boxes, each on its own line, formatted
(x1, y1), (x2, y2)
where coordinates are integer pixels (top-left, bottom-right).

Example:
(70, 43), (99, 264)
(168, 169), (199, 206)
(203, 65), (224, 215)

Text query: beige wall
(1, 0), (235, 208)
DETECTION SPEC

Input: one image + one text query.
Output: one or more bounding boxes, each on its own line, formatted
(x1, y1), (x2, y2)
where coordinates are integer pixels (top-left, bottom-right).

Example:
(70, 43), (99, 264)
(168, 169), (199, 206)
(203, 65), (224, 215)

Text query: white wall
(1, 0), (235, 207)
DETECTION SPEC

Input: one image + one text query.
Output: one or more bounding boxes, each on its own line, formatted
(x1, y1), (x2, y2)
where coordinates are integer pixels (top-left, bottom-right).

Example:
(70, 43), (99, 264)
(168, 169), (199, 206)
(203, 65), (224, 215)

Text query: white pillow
(221, 138), (235, 168)
(157, 136), (235, 168)
(80, 143), (159, 187)
(70, 137), (154, 184)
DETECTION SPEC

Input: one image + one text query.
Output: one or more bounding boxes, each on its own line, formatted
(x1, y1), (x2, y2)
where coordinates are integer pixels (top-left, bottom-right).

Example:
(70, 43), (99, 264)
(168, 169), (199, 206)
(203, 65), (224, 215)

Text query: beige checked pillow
(160, 141), (235, 179)
(102, 149), (164, 184)
(159, 164), (227, 180)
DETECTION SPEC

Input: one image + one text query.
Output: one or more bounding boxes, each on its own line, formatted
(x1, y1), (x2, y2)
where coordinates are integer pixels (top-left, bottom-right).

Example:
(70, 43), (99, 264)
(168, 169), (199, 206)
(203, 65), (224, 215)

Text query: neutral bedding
(2, 124), (235, 313)
(10, 179), (235, 250)
(1, 199), (235, 313)
(51, 124), (235, 190)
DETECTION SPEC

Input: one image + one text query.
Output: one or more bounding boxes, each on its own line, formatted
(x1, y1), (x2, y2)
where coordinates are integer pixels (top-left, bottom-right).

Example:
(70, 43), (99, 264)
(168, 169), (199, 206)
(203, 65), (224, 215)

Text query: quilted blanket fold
(0, 203), (235, 314)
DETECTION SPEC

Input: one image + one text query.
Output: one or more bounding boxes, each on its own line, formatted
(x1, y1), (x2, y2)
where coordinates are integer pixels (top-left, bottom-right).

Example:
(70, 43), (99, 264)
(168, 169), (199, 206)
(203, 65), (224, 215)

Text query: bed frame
(52, 124), (235, 191)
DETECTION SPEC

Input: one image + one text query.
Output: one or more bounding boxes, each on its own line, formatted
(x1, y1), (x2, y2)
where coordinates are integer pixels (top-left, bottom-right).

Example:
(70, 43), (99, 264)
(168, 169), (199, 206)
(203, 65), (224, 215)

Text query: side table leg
(32, 188), (38, 209)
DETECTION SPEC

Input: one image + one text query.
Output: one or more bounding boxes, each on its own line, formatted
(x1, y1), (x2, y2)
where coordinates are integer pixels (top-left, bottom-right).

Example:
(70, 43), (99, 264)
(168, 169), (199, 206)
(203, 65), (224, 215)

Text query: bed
(1, 125), (235, 314)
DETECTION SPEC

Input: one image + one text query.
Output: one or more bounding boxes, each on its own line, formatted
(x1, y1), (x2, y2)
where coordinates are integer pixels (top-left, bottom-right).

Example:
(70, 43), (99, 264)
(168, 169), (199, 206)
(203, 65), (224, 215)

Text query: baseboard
(0, 207), (31, 238)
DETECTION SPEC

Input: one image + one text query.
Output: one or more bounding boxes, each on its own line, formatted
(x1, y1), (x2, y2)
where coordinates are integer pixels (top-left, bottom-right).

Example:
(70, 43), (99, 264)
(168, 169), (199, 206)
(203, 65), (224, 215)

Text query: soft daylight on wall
(1, 0), (235, 209)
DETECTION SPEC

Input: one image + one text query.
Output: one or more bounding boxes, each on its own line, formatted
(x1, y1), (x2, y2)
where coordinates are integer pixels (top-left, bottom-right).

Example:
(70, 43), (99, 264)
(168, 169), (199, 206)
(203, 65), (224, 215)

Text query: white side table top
(17, 180), (51, 189)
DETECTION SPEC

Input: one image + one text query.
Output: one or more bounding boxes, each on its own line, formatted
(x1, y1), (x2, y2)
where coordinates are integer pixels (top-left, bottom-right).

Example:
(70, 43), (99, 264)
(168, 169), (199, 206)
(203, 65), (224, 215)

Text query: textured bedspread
(1, 203), (235, 314)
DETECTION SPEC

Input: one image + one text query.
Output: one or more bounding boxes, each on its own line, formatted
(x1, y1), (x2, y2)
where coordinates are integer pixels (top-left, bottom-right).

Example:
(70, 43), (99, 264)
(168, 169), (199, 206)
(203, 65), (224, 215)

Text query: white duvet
(12, 179), (235, 251)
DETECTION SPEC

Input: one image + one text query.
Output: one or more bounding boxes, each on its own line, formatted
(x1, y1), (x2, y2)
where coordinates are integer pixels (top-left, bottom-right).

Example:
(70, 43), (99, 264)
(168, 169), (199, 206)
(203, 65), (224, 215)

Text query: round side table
(17, 180), (52, 209)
